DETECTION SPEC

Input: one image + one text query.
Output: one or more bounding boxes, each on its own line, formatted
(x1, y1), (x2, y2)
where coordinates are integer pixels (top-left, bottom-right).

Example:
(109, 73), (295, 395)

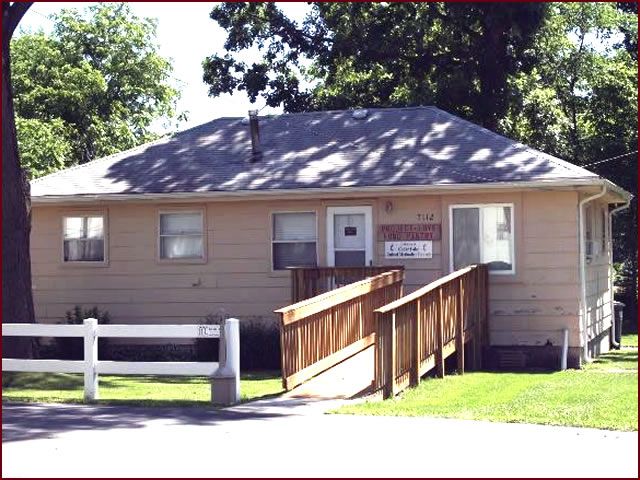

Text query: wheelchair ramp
(283, 345), (374, 400)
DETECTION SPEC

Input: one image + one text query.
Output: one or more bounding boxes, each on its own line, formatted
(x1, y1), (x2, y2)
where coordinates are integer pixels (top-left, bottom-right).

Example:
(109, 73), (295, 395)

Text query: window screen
(159, 212), (204, 259)
(63, 216), (105, 262)
(452, 205), (514, 273)
(272, 212), (317, 269)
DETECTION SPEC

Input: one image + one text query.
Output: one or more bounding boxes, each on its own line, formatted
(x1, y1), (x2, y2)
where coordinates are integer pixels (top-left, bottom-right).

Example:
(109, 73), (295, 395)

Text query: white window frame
(271, 210), (318, 271)
(326, 206), (373, 267)
(61, 212), (108, 265)
(157, 209), (206, 263)
(449, 203), (516, 275)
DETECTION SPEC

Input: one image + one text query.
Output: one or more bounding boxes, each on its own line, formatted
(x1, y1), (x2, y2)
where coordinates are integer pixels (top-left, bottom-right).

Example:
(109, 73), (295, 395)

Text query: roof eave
(30, 177), (628, 204)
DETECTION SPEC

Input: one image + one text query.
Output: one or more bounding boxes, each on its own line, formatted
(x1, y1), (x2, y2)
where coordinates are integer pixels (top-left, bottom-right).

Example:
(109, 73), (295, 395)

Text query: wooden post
(390, 312), (397, 396)
(456, 278), (465, 374)
(435, 289), (445, 378)
(411, 299), (421, 386)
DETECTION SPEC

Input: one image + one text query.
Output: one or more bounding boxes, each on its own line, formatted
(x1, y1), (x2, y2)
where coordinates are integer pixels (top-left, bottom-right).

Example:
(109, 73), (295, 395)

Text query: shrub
(195, 313), (221, 362)
(239, 320), (281, 371)
(56, 306), (111, 360)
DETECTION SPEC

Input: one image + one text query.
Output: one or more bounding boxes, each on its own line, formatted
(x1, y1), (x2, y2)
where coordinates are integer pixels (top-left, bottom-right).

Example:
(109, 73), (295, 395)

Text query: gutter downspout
(578, 184), (607, 364)
(608, 198), (632, 349)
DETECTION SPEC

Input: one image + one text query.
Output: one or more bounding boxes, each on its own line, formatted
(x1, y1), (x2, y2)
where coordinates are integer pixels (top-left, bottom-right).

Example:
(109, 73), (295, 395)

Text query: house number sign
(378, 223), (441, 241)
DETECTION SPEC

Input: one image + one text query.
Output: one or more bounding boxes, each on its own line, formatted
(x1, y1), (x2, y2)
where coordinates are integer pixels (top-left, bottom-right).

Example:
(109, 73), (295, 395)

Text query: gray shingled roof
(31, 106), (598, 198)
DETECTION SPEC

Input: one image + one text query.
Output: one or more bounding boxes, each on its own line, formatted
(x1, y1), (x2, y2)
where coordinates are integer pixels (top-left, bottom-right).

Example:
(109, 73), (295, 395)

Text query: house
(29, 106), (631, 368)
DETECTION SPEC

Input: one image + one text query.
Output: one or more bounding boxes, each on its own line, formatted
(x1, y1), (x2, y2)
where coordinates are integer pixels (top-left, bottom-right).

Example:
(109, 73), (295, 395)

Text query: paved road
(3, 399), (637, 478)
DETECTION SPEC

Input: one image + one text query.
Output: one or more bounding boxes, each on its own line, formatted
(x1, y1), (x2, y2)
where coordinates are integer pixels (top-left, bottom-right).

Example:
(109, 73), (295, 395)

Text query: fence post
(83, 318), (98, 401)
(410, 299), (421, 387)
(212, 318), (240, 405)
(456, 278), (465, 375)
(436, 290), (445, 378)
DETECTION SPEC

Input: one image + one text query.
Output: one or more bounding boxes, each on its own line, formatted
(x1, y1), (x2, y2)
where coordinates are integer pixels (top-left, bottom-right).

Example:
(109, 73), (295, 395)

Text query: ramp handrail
(275, 269), (404, 390)
(287, 265), (404, 303)
(374, 264), (489, 398)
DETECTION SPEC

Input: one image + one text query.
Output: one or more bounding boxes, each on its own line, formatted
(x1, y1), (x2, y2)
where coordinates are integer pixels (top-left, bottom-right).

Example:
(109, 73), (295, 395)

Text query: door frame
(326, 206), (373, 267)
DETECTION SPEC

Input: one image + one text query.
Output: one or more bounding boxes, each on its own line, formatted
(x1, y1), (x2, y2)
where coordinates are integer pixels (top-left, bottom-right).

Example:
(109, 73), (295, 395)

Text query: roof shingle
(31, 106), (598, 197)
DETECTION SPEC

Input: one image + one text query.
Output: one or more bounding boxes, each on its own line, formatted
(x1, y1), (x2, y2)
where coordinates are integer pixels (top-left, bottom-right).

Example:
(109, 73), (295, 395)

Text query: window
(272, 212), (317, 270)
(451, 204), (514, 274)
(63, 215), (105, 262)
(601, 207), (607, 256)
(159, 212), (204, 260)
(585, 204), (595, 258)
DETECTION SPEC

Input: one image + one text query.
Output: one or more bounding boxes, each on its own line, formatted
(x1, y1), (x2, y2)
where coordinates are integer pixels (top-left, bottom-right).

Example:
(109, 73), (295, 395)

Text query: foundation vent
(497, 350), (527, 369)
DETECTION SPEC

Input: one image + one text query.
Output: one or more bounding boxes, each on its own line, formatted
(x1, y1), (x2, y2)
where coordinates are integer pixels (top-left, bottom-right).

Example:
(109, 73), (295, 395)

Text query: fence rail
(2, 319), (239, 404)
(288, 266), (404, 303)
(276, 269), (404, 390)
(374, 264), (489, 398)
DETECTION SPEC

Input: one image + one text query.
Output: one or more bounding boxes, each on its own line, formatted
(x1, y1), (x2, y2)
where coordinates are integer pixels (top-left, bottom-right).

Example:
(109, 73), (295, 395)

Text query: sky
(17, 2), (313, 132)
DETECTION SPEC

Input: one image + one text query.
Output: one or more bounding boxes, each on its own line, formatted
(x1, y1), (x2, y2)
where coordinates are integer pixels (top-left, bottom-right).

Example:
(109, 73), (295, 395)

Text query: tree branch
(3, 2), (33, 41)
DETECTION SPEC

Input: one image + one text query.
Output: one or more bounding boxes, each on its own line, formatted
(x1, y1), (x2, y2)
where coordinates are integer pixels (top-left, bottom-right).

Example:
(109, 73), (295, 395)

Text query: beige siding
(31, 188), (591, 349)
(441, 190), (581, 348)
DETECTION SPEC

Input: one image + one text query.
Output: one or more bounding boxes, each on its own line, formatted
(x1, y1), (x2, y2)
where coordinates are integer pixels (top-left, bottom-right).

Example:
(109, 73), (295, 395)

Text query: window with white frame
(159, 211), (204, 260)
(63, 215), (105, 262)
(600, 207), (607, 256)
(585, 204), (595, 259)
(451, 204), (514, 274)
(272, 212), (317, 270)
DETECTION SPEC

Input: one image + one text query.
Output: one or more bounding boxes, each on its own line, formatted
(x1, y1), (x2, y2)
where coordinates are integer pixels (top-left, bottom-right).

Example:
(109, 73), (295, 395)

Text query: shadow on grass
(588, 350), (638, 369)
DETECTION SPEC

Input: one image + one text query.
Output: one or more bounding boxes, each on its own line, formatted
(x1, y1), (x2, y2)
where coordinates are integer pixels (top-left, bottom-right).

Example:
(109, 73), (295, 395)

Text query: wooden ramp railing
(275, 269), (404, 391)
(374, 264), (488, 399)
(288, 266), (404, 303)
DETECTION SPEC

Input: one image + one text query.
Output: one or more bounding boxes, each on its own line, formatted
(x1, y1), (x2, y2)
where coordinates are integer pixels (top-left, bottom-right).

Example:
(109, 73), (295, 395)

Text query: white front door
(326, 206), (373, 266)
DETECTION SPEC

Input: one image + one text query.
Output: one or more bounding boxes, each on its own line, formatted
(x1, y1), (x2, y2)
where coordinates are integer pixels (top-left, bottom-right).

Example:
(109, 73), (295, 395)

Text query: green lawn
(2, 371), (283, 407)
(622, 333), (638, 347)
(335, 349), (638, 431)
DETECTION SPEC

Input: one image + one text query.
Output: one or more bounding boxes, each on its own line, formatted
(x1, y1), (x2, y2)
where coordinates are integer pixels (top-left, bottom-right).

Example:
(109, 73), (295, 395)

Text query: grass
(2, 371), (283, 407)
(622, 333), (638, 347)
(335, 349), (638, 431)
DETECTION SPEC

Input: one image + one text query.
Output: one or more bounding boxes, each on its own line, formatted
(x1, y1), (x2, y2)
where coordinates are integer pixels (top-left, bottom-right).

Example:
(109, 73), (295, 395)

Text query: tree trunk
(2, 2), (35, 359)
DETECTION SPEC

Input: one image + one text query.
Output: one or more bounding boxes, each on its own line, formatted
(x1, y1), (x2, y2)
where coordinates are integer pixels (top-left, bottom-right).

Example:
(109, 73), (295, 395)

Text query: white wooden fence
(2, 318), (240, 405)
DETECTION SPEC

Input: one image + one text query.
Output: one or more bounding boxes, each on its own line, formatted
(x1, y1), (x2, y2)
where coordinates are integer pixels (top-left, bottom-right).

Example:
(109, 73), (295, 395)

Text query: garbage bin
(612, 301), (625, 349)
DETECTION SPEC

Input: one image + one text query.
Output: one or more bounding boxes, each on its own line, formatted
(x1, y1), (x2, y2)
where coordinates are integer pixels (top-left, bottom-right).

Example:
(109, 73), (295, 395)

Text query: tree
(12, 4), (180, 177)
(3, 1), (35, 359)
(499, 2), (638, 322)
(202, 2), (547, 130)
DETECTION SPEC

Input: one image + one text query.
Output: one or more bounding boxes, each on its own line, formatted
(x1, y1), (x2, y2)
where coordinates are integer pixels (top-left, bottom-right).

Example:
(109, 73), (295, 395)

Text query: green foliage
(203, 2), (547, 130)
(15, 117), (72, 178)
(64, 305), (111, 325)
(12, 4), (179, 178)
(55, 305), (111, 360)
(239, 320), (281, 371)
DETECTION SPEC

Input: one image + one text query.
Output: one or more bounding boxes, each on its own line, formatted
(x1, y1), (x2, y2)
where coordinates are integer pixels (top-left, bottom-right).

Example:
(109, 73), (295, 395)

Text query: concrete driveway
(2, 399), (637, 478)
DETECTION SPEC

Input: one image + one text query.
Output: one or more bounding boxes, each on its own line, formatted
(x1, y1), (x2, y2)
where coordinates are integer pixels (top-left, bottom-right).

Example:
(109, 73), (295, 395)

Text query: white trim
(156, 208), (206, 263)
(448, 203), (516, 275)
(326, 206), (373, 267)
(270, 210), (319, 271)
(31, 178), (631, 204)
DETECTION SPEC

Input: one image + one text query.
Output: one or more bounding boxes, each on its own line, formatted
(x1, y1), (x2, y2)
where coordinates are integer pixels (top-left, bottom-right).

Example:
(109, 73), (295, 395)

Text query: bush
(55, 306), (111, 360)
(195, 313), (221, 362)
(239, 320), (281, 371)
